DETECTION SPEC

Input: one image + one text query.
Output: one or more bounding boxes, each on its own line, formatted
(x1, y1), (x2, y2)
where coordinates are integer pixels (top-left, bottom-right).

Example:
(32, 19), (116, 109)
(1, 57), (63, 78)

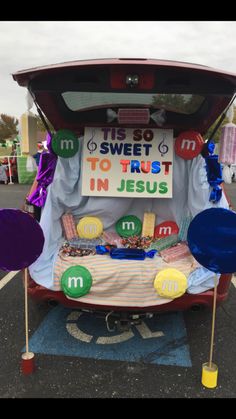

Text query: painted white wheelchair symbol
(66, 311), (164, 344)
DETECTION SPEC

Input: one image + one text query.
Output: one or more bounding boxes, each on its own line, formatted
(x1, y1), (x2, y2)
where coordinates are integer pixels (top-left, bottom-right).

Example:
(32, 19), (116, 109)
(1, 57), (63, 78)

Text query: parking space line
(0, 270), (20, 290)
(232, 276), (236, 288)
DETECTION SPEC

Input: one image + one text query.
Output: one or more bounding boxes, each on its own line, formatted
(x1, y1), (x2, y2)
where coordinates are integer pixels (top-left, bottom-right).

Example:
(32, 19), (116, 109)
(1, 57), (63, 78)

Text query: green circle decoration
(115, 215), (142, 237)
(52, 129), (78, 158)
(61, 265), (92, 298)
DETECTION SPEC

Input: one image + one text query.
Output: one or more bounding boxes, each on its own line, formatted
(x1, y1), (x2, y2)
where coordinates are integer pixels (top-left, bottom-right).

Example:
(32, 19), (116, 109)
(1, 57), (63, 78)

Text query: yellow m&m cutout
(154, 268), (187, 299)
(77, 216), (103, 239)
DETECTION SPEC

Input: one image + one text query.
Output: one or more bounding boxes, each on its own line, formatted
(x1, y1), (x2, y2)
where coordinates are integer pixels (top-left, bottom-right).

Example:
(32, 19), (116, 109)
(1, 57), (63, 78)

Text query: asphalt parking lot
(1, 182), (236, 398)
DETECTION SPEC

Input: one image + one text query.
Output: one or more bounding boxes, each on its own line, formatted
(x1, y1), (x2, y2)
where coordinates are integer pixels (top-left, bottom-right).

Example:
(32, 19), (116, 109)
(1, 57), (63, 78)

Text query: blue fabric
(187, 267), (220, 294)
(187, 208), (236, 273)
(207, 140), (215, 155)
(205, 155), (223, 203)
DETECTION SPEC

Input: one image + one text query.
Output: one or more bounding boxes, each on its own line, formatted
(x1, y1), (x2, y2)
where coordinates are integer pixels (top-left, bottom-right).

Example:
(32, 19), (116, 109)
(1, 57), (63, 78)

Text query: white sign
(81, 127), (173, 198)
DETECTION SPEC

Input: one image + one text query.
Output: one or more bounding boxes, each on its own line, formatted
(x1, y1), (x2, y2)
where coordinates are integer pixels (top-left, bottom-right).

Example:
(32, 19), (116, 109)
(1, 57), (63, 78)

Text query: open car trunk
(13, 59), (236, 320)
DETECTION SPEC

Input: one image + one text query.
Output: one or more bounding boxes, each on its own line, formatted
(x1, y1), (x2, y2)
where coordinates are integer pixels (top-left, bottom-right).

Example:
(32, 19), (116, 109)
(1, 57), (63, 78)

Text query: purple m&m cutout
(0, 209), (44, 271)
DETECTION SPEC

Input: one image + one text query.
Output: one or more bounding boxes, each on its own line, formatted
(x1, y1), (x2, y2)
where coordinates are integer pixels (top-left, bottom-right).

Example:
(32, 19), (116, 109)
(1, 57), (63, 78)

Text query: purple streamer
(28, 143), (57, 208)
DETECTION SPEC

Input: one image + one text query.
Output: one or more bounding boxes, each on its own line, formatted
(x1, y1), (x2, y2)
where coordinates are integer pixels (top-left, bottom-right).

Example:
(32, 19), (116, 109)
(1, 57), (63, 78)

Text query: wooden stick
(209, 274), (218, 368)
(24, 268), (29, 355)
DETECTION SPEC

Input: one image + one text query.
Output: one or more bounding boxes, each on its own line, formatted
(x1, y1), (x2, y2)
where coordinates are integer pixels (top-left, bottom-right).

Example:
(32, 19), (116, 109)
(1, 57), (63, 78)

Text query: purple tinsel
(27, 135), (57, 207)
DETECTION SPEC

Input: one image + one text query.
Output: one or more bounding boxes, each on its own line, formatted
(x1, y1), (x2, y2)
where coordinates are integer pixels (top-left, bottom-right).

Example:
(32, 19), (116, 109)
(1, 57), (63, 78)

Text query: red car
(13, 59), (236, 331)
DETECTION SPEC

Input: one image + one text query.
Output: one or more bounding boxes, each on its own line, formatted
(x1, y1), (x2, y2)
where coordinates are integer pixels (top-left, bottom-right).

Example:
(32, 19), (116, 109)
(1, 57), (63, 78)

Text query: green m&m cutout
(115, 215), (142, 237)
(52, 129), (78, 158)
(61, 265), (92, 298)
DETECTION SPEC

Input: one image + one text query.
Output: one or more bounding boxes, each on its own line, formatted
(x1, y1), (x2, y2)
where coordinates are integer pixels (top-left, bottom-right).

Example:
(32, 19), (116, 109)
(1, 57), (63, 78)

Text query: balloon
(61, 265), (92, 298)
(154, 268), (187, 299)
(0, 209), (44, 271)
(187, 208), (236, 273)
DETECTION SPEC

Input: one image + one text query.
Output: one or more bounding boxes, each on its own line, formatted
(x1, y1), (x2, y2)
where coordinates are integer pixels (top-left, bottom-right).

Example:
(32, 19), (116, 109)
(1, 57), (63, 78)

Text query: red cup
(21, 352), (36, 375)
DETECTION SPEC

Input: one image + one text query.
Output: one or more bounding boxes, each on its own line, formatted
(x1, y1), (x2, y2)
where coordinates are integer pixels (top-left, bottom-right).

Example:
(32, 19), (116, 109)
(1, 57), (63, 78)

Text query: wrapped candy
(107, 108), (166, 126)
(61, 213), (78, 240)
(147, 234), (179, 252)
(102, 231), (123, 247)
(160, 242), (191, 263)
(178, 213), (193, 242)
(141, 212), (156, 238)
(96, 246), (157, 260)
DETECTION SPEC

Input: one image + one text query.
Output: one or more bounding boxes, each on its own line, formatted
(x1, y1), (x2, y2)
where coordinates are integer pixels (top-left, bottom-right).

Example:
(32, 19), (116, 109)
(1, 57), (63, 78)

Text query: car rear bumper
(25, 271), (232, 313)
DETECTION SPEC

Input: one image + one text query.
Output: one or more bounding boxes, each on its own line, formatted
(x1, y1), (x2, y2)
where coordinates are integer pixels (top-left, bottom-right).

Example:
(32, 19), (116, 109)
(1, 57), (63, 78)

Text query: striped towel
(53, 252), (198, 307)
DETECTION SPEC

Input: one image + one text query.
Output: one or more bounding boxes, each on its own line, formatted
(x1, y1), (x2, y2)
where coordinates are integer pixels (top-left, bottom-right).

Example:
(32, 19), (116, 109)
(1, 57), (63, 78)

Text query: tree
(204, 105), (236, 143)
(0, 114), (19, 142)
(152, 94), (204, 113)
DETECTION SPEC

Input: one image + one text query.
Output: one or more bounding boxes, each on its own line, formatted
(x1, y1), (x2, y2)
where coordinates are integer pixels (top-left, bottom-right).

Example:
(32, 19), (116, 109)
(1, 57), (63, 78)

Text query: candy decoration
(178, 213), (193, 242)
(96, 246), (157, 260)
(60, 242), (96, 257)
(187, 207), (236, 388)
(77, 216), (103, 239)
(118, 108), (150, 124)
(51, 129), (78, 158)
(141, 212), (156, 237)
(61, 213), (78, 240)
(0, 209), (45, 375)
(147, 234), (179, 252)
(115, 215), (142, 237)
(154, 220), (179, 238)
(122, 235), (153, 249)
(160, 242), (191, 263)
(61, 265), (92, 298)
(102, 231), (123, 247)
(154, 268), (187, 299)
(110, 247), (157, 260)
(175, 131), (204, 160)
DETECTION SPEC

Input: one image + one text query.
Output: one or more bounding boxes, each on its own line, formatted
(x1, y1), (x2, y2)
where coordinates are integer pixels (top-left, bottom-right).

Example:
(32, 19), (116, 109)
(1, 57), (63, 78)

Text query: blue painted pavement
(24, 306), (192, 367)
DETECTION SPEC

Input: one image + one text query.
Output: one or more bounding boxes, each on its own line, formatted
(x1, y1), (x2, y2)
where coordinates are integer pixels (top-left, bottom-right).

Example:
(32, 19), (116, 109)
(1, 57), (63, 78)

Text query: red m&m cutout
(154, 221), (179, 239)
(175, 131), (204, 160)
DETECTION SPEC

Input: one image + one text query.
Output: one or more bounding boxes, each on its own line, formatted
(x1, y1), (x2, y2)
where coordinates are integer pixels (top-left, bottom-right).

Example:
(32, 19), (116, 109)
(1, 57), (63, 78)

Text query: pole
(7, 157), (14, 185)
(21, 268), (35, 374)
(201, 274), (218, 388)
(209, 274), (218, 368)
(24, 268), (29, 354)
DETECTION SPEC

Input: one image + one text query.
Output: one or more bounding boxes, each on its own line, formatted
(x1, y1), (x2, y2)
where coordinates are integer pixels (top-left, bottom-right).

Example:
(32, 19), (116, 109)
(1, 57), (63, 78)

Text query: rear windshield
(62, 92), (205, 114)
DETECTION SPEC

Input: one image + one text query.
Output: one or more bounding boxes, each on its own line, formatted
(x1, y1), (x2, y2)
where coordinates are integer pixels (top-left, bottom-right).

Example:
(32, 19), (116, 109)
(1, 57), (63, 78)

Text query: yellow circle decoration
(154, 268), (187, 299)
(77, 216), (103, 239)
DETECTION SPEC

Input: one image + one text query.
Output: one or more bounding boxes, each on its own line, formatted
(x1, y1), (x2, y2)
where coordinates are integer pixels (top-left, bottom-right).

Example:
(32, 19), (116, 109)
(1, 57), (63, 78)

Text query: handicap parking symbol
(25, 306), (192, 367)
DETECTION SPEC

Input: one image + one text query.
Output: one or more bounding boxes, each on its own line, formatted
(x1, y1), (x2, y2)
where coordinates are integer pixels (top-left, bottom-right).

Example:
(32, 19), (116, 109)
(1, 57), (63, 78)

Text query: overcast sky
(0, 20), (236, 120)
